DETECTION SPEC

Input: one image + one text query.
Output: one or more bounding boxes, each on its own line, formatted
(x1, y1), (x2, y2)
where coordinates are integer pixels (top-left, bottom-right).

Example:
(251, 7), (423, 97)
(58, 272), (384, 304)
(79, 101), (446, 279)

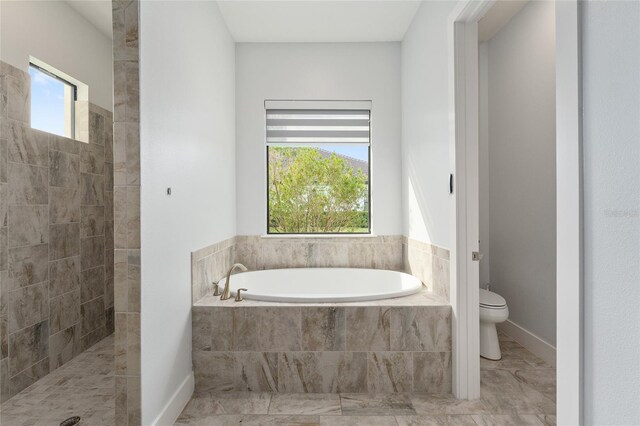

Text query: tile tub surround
(0, 61), (115, 402)
(177, 332), (556, 425)
(192, 290), (452, 394)
(191, 237), (236, 303)
(403, 237), (450, 300)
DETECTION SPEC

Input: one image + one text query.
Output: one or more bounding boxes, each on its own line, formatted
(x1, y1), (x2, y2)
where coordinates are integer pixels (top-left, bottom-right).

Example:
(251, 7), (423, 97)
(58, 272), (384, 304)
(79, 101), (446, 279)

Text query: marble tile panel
(410, 393), (492, 415)
(179, 392), (271, 418)
(232, 307), (260, 351)
(347, 243), (375, 268)
(114, 312), (127, 375)
(0, 357), (9, 403)
(49, 187), (81, 224)
(8, 356), (50, 398)
(0, 227), (5, 271)
(80, 173), (104, 206)
(413, 352), (452, 393)
(81, 236), (105, 270)
(0, 139), (6, 184)
(340, 393), (416, 416)
(480, 370), (556, 415)
(513, 369), (556, 402)
(126, 123), (140, 186)
(537, 414), (556, 426)
(89, 111), (106, 146)
(105, 306), (114, 333)
(367, 352), (413, 393)
(49, 256), (80, 297)
(396, 415), (477, 426)
(49, 150), (79, 188)
(49, 223), (80, 260)
(320, 416), (398, 426)
(257, 307), (301, 351)
(7, 282), (48, 332)
(81, 296), (105, 335)
(1, 315), (7, 358)
(113, 122), (126, 186)
(82, 325), (108, 352)
(345, 307), (391, 351)
(233, 352), (278, 392)
(7, 122), (48, 166)
(104, 190), (114, 222)
(49, 288), (80, 335)
(128, 249), (141, 312)
(6, 72), (30, 123)
(390, 306), (452, 352)
(81, 205), (105, 238)
(8, 320), (48, 376)
(269, 394), (341, 416)
(194, 351), (234, 392)
(104, 161), (114, 191)
(49, 133), (80, 155)
(114, 249), (128, 311)
(309, 243), (349, 267)
(277, 352), (367, 393)
(471, 414), (545, 426)
(127, 187), (140, 248)
(301, 307), (345, 351)
(7, 205), (48, 247)
(192, 307), (232, 352)
(127, 374), (141, 426)
(7, 243), (48, 289)
(0, 182), (6, 225)
(81, 142), (105, 175)
(49, 324), (81, 369)
(81, 266), (105, 303)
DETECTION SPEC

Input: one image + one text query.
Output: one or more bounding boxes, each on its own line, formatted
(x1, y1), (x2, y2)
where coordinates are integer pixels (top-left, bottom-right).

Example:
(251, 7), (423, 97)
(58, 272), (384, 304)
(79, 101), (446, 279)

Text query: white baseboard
(150, 372), (194, 426)
(497, 320), (556, 367)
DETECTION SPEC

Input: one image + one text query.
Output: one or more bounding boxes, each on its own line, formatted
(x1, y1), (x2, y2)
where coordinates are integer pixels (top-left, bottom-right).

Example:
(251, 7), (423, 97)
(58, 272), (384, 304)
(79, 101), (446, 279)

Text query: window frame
(29, 62), (78, 139)
(265, 101), (373, 236)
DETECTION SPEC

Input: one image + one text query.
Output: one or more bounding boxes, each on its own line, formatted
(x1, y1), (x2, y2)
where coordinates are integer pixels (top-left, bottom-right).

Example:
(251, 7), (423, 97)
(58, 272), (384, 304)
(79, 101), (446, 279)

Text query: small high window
(29, 63), (77, 138)
(266, 101), (371, 235)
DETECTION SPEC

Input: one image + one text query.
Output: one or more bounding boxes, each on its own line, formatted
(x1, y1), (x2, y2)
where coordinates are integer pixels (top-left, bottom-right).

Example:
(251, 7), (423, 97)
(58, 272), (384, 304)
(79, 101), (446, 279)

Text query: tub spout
(221, 263), (248, 300)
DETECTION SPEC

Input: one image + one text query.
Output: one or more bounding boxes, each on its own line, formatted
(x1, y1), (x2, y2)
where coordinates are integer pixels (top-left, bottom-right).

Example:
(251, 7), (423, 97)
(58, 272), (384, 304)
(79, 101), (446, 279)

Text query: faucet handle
(235, 288), (248, 302)
(212, 282), (221, 297)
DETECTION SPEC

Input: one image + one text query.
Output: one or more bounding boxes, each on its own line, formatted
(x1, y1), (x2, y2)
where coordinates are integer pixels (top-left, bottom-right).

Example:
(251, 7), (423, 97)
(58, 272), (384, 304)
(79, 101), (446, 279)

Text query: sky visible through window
(29, 65), (67, 137)
(320, 144), (368, 161)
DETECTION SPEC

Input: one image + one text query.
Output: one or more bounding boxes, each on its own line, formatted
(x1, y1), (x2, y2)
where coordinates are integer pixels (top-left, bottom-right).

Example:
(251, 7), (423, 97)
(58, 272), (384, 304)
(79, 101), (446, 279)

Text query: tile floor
(0, 335), (114, 426)
(176, 332), (556, 426)
(0, 332), (555, 426)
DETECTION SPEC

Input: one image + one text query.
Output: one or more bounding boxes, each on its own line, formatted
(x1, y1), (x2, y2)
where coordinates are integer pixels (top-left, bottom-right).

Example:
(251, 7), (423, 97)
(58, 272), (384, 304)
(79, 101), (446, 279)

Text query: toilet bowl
(479, 288), (509, 360)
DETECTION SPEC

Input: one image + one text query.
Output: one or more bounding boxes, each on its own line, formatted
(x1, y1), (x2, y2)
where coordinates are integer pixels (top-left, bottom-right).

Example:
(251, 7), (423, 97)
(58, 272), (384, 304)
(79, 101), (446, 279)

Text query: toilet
(479, 288), (509, 360)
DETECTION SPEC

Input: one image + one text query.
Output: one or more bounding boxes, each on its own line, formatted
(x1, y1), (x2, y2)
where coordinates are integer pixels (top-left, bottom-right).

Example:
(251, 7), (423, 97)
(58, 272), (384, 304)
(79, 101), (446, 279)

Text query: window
(266, 101), (371, 234)
(29, 63), (77, 138)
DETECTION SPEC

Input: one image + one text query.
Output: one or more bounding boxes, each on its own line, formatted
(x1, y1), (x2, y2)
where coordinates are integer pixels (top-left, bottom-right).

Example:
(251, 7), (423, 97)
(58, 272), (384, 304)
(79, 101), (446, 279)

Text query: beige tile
(413, 352), (452, 393)
(8, 320), (48, 376)
(49, 187), (81, 224)
(81, 205), (105, 237)
(410, 393), (492, 415)
(126, 187), (140, 248)
(7, 282), (48, 332)
(80, 173), (104, 206)
(480, 370), (556, 415)
(50, 289), (80, 335)
(81, 236), (105, 270)
(471, 414), (545, 425)
(49, 223), (80, 260)
(341, 393), (415, 416)
(0, 139), (6, 184)
(320, 416), (398, 426)
(7, 244), (48, 289)
(81, 142), (105, 175)
(277, 352), (367, 393)
(192, 307), (232, 352)
(367, 352), (413, 393)
(346, 307), (391, 351)
(49, 150), (79, 188)
(49, 133), (80, 155)
(6, 72), (30, 123)
(301, 307), (345, 351)
(390, 306), (451, 352)
(193, 351), (234, 392)
(269, 394), (341, 416)
(7, 122), (48, 166)
(81, 266), (105, 303)
(49, 324), (81, 369)
(8, 356), (49, 398)
(49, 256), (80, 297)
(7, 205), (48, 247)
(396, 415), (477, 426)
(81, 296), (105, 336)
(179, 392), (271, 417)
(233, 352), (278, 392)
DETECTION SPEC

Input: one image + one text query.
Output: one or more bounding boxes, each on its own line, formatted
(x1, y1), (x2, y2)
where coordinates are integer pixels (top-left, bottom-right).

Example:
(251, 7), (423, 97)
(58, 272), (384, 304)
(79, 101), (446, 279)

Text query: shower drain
(60, 416), (81, 426)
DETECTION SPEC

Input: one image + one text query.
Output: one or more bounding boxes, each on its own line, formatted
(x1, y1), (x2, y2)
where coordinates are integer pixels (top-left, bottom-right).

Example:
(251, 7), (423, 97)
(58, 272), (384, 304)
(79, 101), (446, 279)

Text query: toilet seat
(479, 288), (506, 309)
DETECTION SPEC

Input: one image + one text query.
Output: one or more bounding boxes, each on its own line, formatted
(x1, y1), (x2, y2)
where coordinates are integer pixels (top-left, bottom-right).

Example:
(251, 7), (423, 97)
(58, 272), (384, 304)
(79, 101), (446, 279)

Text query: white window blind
(265, 101), (371, 146)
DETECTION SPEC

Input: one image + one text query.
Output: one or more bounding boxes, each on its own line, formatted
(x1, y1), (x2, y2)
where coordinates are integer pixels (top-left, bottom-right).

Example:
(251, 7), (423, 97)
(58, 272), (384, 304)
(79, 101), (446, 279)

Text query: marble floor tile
(269, 394), (341, 416)
(537, 414), (556, 426)
(322, 416), (399, 425)
(411, 393), (492, 415)
(480, 370), (556, 415)
(175, 414), (321, 426)
(471, 414), (545, 425)
(396, 415), (477, 426)
(512, 369), (556, 402)
(179, 392), (271, 417)
(340, 393), (416, 416)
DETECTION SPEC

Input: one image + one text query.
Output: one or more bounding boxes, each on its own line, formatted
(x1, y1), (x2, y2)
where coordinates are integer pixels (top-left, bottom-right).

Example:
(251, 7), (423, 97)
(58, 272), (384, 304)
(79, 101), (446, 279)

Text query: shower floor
(176, 332), (556, 425)
(0, 335), (114, 426)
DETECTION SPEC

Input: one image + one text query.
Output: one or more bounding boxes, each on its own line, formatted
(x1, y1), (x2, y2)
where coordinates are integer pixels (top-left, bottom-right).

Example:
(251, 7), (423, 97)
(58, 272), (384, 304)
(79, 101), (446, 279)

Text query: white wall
(139, 2), (236, 424)
(0, 0), (113, 111)
(235, 42), (402, 235)
(480, 1), (556, 345)
(582, 1), (640, 424)
(401, 0), (458, 248)
(478, 43), (490, 287)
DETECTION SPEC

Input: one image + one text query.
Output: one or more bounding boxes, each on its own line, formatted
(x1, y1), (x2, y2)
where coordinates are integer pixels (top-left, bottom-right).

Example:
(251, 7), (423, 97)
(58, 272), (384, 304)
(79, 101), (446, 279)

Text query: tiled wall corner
(0, 61), (114, 403)
(112, 0), (141, 424)
(191, 237), (236, 303)
(403, 237), (451, 301)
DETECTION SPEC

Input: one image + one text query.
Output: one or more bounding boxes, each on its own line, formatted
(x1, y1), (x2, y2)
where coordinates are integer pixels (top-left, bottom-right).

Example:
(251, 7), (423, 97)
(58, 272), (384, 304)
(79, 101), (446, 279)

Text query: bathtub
(218, 267), (423, 303)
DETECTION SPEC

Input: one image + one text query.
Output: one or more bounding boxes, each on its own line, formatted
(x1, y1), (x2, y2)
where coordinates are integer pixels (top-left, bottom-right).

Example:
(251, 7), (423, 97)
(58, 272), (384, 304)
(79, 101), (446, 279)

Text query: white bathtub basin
(217, 268), (423, 303)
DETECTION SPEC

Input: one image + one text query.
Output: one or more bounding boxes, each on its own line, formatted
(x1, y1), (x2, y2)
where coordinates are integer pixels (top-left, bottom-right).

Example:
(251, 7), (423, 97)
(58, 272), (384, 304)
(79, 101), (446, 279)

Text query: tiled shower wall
(0, 61), (114, 402)
(192, 235), (450, 303)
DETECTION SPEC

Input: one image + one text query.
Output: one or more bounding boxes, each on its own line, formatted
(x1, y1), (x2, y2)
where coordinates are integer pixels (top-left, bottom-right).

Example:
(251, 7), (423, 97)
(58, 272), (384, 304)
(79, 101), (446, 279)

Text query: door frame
(448, 1), (583, 422)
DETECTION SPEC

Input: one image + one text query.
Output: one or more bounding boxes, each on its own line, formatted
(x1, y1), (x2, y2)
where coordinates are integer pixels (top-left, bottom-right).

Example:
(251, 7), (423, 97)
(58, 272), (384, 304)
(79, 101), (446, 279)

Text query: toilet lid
(479, 288), (506, 308)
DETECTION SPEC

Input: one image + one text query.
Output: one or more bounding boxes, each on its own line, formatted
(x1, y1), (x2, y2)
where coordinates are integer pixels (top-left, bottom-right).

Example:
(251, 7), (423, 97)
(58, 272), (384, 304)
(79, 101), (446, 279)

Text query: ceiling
(66, 0), (113, 39)
(217, 1), (422, 42)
